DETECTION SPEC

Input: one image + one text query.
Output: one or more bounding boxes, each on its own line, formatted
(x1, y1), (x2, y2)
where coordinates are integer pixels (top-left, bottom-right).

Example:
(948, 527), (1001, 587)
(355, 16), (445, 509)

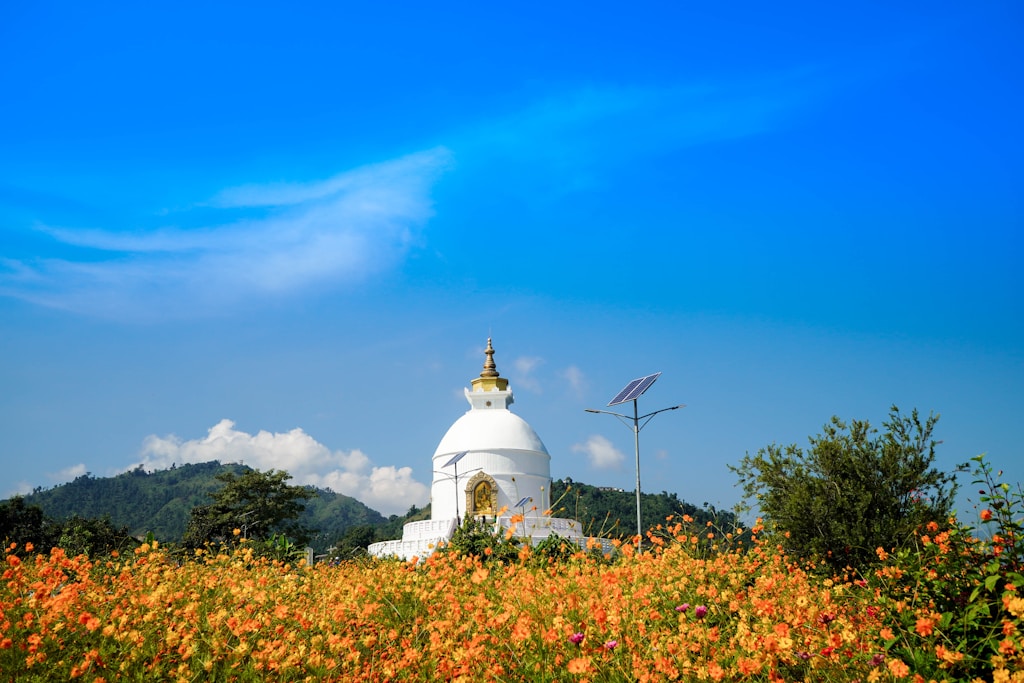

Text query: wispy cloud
(50, 463), (88, 481)
(561, 365), (588, 399)
(512, 355), (544, 393)
(5, 463), (90, 498)
(0, 147), (452, 320)
(129, 419), (428, 516)
(455, 74), (814, 190)
(572, 434), (626, 470)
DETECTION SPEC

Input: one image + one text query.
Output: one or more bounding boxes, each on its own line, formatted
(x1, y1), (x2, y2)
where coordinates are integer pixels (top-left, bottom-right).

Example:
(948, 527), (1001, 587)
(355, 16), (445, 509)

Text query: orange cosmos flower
(566, 657), (592, 674)
(981, 509), (993, 522)
(887, 658), (910, 678)
(511, 618), (531, 642)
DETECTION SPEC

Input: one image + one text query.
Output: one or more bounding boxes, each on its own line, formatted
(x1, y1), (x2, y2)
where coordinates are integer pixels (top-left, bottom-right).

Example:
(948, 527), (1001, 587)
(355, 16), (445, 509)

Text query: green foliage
(56, 515), (137, 558)
(438, 516), (521, 563)
(182, 468), (313, 548)
(730, 406), (958, 571)
(549, 478), (736, 540)
(0, 496), (137, 557)
(529, 533), (580, 564)
(0, 496), (60, 553)
(974, 453), (1024, 577)
(865, 454), (1024, 679)
(376, 504), (431, 542)
(329, 524), (379, 561)
(248, 533), (310, 564)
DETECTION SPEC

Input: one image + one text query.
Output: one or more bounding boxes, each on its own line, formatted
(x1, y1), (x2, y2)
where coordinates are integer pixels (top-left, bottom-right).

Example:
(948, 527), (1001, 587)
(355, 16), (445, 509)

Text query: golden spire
(481, 337), (499, 377)
(471, 337), (509, 392)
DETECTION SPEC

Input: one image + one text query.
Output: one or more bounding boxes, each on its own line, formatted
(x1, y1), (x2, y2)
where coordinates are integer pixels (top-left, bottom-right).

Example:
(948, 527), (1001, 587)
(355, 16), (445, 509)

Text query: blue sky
(1, 3), (1021, 518)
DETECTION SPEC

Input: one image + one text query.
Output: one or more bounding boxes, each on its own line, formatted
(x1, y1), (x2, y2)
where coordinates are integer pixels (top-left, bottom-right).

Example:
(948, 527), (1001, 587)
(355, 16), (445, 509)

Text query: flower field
(2, 506), (1022, 683)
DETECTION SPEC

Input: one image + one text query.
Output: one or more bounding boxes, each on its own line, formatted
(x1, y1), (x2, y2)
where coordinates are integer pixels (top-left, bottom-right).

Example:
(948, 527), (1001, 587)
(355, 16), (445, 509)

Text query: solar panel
(608, 372), (661, 406)
(444, 451), (468, 468)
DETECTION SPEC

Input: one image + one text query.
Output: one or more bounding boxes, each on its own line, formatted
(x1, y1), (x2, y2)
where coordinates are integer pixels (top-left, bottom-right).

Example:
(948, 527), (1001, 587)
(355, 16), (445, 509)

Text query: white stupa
(368, 339), (597, 560)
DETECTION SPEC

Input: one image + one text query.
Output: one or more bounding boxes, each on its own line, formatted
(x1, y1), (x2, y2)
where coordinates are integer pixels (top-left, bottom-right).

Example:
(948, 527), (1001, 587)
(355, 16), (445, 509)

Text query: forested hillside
(16, 461), (386, 552)
(549, 478), (736, 538)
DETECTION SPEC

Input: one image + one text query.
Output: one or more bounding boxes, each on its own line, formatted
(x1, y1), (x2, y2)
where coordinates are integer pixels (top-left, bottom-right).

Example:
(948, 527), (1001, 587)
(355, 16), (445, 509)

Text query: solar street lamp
(433, 451), (478, 525)
(586, 372), (685, 552)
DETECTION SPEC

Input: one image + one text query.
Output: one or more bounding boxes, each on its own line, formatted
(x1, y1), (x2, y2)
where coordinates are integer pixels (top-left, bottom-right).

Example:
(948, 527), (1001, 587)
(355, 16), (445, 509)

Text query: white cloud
(49, 463), (87, 482)
(5, 481), (34, 497)
(3, 464), (87, 498)
(129, 419), (428, 516)
(561, 365), (588, 398)
(0, 147), (452, 320)
(458, 78), (809, 193)
(572, 434), (626, 469)
(512, 355), (544, 393)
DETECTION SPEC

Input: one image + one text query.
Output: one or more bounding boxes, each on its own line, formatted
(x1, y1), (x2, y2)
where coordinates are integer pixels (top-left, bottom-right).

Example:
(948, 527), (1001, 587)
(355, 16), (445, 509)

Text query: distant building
(368, 339), (606, 560)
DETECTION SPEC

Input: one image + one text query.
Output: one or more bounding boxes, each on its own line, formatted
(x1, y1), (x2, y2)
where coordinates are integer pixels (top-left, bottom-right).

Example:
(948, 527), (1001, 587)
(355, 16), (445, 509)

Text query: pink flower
(604, 640), (618, 650)
(569, 632), (584, 645)
(675, 603), (689, 613)
(694, 605), (708, 618)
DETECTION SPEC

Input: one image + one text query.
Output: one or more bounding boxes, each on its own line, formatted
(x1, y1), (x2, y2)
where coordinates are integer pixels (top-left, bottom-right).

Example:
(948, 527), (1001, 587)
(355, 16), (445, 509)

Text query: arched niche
(465, 472), (498, 517)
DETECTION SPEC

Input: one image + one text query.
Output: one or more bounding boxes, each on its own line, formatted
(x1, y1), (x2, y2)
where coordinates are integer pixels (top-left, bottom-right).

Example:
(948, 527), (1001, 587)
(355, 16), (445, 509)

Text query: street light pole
(585, 401), (685, 552)
(632, 399), (641, 544)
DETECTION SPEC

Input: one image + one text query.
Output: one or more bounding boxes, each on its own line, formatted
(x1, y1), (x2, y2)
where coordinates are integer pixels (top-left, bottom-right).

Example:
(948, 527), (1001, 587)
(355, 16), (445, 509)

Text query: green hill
(550, 477), (737, 538)
(17, 461), (387, 554)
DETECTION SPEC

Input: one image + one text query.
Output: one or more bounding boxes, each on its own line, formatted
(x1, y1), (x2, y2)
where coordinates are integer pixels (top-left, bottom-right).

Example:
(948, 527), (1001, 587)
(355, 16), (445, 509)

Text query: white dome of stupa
(434, 408), (548, 457)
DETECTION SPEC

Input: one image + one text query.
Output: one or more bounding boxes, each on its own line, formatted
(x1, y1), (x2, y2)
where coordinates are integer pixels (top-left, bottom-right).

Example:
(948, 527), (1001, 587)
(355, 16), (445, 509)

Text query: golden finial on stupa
(471, 337), (509, 391)
(481, 337), (499, 377)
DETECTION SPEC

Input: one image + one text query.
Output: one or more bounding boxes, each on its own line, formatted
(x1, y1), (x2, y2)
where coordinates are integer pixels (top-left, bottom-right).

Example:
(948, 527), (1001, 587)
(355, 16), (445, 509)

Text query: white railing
(399, 518), (458, 542)
(368, 515), (616, 559)
(367, 517), (457, 559)
(496, 516), (583, 538)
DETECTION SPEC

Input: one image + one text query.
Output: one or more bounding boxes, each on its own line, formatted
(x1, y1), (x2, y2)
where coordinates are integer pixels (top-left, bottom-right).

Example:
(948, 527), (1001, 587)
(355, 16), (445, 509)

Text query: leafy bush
(863, 454), (1024, 680)
(436, 515), (522, 563)
(731, 406), (958, 571)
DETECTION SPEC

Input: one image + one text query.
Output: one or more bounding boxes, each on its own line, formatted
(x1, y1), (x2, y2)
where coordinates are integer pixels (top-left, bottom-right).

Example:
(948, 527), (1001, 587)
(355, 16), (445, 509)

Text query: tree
(57, 515), (137, 558)
(0, 497), (60, 553)
(730, 406), (958, 571)
(329, 524), (380, 561)
(182, 469), (313, 548)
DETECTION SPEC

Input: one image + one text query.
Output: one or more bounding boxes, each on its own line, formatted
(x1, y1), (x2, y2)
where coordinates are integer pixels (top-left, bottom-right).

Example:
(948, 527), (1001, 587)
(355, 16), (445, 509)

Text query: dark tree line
(549, 478), (737, 539)
(0, 496), (138, 557)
